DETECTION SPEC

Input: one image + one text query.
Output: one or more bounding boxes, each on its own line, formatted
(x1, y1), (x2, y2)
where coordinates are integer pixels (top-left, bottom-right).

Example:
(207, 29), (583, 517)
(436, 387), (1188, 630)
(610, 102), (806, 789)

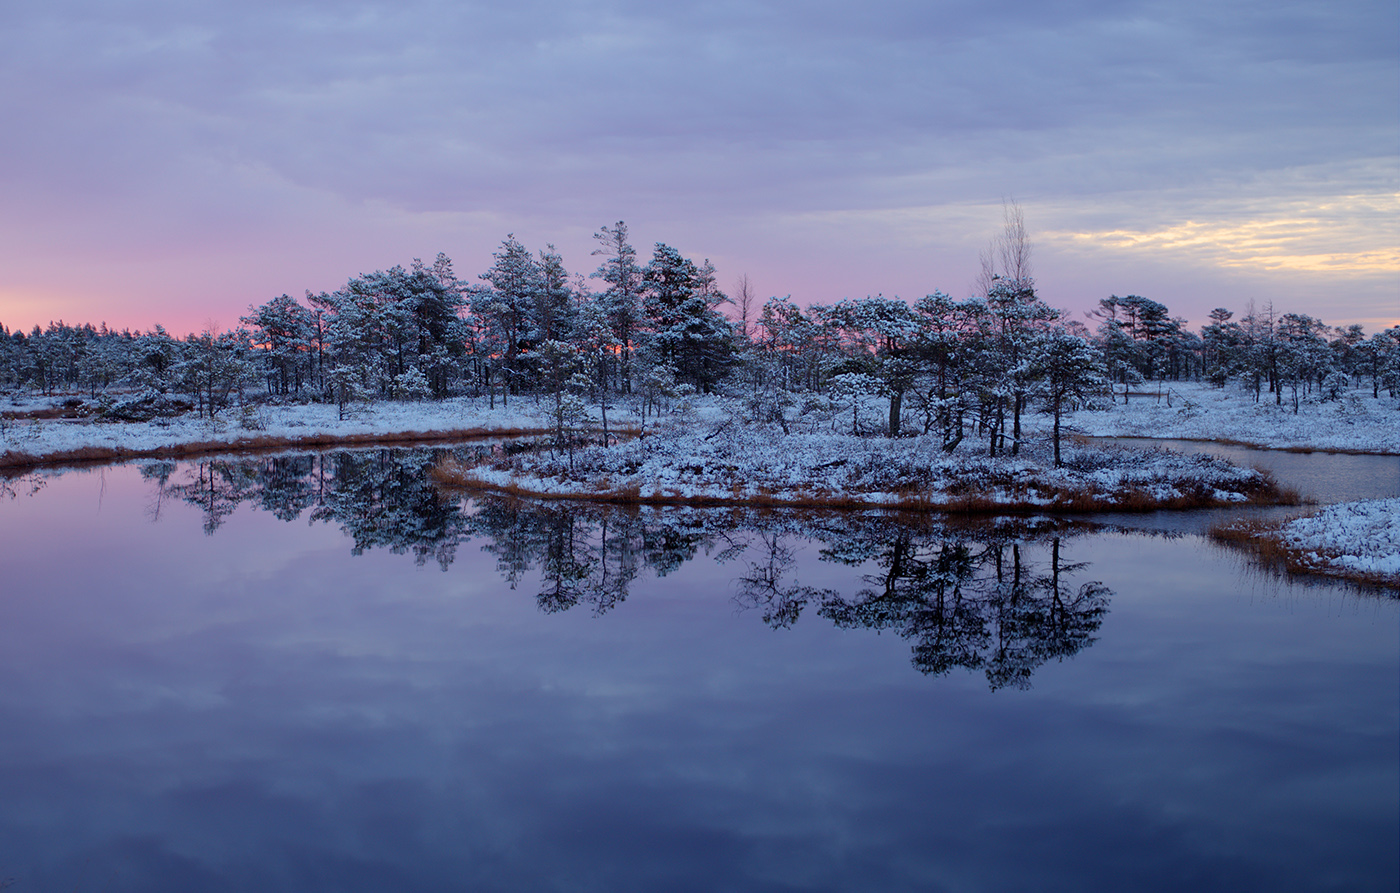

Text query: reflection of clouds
(0, 461), (1395, 890)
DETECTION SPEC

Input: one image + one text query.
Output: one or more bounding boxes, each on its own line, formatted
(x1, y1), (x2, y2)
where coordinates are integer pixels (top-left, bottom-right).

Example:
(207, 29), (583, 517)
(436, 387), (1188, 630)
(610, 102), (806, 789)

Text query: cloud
(0, 0), (1395, 331)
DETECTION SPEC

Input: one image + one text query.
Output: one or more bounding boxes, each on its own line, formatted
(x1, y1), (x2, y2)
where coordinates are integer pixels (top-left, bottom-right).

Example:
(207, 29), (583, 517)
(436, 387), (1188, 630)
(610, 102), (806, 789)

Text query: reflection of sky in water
(0, 460), (1395, 892)
(1080, 438), (1400, 536)
(1092, 437), (1400, 505)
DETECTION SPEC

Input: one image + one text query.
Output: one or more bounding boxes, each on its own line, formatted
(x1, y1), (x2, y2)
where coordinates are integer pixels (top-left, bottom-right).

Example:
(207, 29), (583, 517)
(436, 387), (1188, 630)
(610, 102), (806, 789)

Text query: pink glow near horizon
(2, 1), (1395, 339)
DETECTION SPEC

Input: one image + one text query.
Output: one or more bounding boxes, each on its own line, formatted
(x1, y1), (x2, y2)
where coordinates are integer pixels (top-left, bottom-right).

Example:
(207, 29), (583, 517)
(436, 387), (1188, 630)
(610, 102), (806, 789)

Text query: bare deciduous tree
(976, 198), (1034, 296)
(734, 273), (756, 341)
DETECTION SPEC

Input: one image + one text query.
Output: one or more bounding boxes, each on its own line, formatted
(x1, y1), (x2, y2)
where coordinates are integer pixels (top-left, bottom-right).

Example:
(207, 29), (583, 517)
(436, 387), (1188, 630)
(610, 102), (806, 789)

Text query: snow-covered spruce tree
(1238, 302), (1281, 404)
(0, 324), (15, 389)
(408, 254), (470, 398)
(1361, 327), (1399, 399)
(474, 236), (544, 406)
(911, 291), (981, 451)
(78, 325), (121, 398)
(572, 286), (623, 443)
(755, 296), (832, 394)
(535, 245), (577, 347)
(19, 323), (60, 395)
(590, 221), (644, 397)
(1089, 294), (1186, 398)
(132, 326), (180, 396)
(314, 285), (377, 401)
(1275, 313), (1332, 413)
(1328, 323), (1369, 391)
(1381, 327), (1400, 400)
(242, 293), (314, 398)
(173, 327), (256, 419)
(1200, 307), (1241, 388)
(985, 278), (1060, 455)
(641, 243), (733, 393)
(303, 258), (468, 403)
(536, 339), (586, 458)
(828, 296), (922, 438)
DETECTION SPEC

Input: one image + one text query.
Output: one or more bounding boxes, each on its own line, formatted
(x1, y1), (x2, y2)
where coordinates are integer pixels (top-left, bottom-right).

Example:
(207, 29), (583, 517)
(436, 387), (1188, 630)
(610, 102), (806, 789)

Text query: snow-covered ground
(1067, 381), (1400, 454)
(436, 417), (1286, 511)
(1, 395), (561, 467)
(1216, 499), (1400, 590)
(1279, 499), (1400, 584)
(6, 379), (1394, 468)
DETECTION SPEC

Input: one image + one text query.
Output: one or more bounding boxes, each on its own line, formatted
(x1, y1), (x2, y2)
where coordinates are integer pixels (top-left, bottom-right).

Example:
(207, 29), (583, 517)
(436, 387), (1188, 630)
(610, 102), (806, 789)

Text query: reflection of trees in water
(146, 448), (481, 567)
(0, 472), (45, 500)
(468, 501), (719, 615)
(734, 519), (1109, 689)
(146, 448), (1110, 684)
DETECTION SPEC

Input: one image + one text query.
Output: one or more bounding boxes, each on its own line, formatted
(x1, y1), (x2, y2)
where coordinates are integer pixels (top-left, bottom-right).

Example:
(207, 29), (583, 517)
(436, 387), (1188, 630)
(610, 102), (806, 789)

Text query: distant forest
(4, 220), (1398, 450)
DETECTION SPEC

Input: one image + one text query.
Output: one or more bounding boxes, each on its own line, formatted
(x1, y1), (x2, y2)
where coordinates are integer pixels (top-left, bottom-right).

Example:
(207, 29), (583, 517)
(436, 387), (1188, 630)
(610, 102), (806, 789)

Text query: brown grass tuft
(1209, 517), (1399, 592)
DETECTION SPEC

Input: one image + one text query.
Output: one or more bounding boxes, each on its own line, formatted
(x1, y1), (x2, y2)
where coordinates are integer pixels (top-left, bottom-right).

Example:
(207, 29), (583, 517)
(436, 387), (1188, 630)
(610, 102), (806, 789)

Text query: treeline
(1087, 294), (1399, 408)
(2, 220), (1398, 448)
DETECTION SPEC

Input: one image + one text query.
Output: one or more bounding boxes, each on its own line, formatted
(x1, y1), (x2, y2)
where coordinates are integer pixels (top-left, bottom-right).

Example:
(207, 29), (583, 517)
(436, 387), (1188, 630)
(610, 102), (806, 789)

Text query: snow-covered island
(429, 415), (1288, 511)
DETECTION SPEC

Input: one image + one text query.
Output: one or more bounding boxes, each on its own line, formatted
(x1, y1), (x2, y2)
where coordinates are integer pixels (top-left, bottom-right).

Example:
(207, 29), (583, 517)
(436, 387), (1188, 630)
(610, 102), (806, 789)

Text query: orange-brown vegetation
(1209, 518), (1399, 592)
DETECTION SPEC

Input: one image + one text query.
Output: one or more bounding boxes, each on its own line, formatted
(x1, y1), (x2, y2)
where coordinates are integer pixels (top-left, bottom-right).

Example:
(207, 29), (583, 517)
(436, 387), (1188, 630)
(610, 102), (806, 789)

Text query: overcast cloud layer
(1, 0), (1395, 333)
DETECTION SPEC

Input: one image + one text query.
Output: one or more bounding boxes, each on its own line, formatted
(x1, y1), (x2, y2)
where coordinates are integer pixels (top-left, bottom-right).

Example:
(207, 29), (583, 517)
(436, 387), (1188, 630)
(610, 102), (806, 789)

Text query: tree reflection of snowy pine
(141, 447), (1114, 689)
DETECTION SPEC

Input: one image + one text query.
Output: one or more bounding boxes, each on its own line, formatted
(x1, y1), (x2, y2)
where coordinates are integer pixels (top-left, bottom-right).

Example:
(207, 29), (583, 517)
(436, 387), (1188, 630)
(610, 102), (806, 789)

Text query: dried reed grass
(1209, 517), (1400, 592)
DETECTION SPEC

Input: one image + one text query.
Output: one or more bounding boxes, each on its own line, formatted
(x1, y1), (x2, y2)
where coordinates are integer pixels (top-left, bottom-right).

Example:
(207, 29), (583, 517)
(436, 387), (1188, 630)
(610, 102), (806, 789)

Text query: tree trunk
(1011, 393), (1023, 456)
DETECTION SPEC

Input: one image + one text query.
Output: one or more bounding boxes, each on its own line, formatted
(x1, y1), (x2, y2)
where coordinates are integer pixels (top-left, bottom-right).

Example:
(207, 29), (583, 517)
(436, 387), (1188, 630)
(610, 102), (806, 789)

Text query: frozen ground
(1067, 381), (1400, 454)
(0, 395), (562, 467)
(1279, 499), (1400, 584)
(1215, 498), (1400, 590)
(6, 379), (1394, 466)
(437, 416), (1285, 511)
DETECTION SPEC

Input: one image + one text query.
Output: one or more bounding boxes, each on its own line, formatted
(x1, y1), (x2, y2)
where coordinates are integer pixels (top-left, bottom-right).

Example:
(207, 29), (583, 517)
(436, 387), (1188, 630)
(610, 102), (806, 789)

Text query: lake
(0, 445), (1395, 892)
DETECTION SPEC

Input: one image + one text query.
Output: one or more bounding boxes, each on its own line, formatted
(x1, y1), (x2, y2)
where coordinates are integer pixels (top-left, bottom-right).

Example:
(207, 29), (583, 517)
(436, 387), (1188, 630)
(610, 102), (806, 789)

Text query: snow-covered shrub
(239, 403), (269, 431)
(394, 367), (433, 401)
(100, 389), (194, 422)
(1321, 371), (1348, 401)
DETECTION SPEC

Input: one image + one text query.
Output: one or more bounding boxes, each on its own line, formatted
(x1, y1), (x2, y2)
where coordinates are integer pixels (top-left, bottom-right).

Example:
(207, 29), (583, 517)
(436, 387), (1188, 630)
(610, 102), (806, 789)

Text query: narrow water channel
(1079, 436), (1400, 535)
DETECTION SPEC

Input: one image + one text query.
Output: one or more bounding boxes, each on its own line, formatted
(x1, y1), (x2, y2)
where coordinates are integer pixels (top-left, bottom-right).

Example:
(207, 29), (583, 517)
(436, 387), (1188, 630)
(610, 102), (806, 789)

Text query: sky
(1, 0), (1396, 337)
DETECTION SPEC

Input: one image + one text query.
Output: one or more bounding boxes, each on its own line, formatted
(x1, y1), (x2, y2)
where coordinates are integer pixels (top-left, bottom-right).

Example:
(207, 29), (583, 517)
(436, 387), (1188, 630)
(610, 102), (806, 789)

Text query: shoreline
(0, 427), (556, 473)
(1073, 433), (1400, 458)
(1210, 502), (1400, 592)
(427, 422), (1299, 514)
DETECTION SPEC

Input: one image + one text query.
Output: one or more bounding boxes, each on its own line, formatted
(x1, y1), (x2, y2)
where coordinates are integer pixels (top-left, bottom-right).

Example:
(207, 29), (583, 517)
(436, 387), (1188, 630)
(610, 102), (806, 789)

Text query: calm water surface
(1096, 436), (1400, 504)
(0, 448), (1395, 892)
